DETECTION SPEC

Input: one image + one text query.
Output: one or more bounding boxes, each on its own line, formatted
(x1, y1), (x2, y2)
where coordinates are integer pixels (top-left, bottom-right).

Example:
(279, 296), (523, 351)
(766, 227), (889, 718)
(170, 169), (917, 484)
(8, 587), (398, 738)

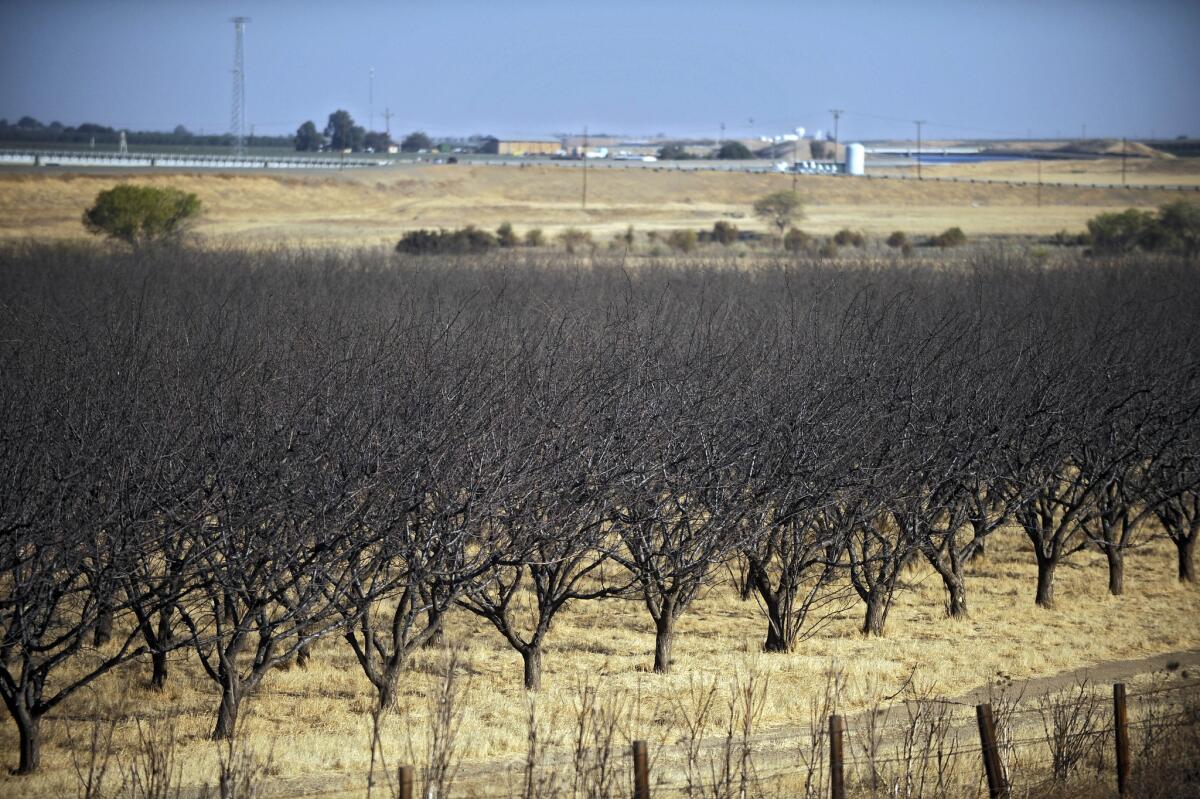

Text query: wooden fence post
(632, 740), (650, 799)
(1114, 683), (1131, 797)
(829, 714), (845, 799)
(397, 765), (413, 799)
(976, 703), (1008, 799)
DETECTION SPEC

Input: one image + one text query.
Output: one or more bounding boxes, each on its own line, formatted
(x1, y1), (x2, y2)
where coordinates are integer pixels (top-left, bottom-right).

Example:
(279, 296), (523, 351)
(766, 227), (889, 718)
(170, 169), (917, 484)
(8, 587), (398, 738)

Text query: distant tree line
(294, 110), (419, 153)
(1, 245), (1198, 775)
(0, 116), (291, 148)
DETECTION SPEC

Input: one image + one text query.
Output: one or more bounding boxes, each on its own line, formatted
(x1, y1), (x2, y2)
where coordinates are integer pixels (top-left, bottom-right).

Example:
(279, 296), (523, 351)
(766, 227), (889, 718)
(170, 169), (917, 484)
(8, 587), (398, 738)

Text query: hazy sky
(2, 0), (1198, 141)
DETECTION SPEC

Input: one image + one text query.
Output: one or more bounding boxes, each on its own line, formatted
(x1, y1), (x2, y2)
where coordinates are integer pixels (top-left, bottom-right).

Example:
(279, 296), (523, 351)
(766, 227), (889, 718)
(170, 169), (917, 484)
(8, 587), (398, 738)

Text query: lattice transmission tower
(230, 17), (250, 156)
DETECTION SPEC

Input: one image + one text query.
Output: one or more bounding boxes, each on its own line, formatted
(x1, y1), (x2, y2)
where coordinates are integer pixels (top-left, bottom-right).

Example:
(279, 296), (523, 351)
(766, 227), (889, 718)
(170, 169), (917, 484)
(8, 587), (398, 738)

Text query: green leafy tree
(657, 143), (694, 160)
(363, 131), (392, 152)
(753, 191), (805, 239)
(82, 185), (201, 247)
(401, 131), (433, 152)
(294, 120), (322, 151)
(716, 141), (754, 160)
(324, 110), (364, 151)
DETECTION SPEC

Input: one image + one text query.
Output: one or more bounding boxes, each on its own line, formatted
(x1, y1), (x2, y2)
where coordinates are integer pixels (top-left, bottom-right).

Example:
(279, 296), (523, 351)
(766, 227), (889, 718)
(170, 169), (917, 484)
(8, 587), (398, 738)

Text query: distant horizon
(1, 115), (1191, 148)
(2, 0), (1198, 143)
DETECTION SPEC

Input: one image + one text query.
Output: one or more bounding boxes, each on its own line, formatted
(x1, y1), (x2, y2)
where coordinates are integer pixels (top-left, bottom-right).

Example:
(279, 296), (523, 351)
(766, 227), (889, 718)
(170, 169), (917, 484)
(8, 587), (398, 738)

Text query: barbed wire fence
(242, 677), (1197, 799)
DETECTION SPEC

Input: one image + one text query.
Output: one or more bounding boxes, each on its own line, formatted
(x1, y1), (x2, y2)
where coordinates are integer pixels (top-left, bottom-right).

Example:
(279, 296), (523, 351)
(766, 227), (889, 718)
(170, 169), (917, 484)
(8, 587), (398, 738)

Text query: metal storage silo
(845, 143), (865, 176)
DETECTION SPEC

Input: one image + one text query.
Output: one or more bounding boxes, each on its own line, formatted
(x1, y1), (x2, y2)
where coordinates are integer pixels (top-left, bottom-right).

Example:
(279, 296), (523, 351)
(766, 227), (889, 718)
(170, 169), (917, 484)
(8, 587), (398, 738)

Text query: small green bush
(833, 228), (865, 247)
(82, 184), (201, 247)
(1087, 210), (1154, 254)
(395, 226), (497, 255)
(666, 229), (698, 253)
(524, 228), (545, 247)
(711, 220), (739, 245)
(783, 228), (811, 253)
(1082, 201), (1200, 257)
(1155, 200), (1200, 258)
(557, 228), (593, 254)
(931, 227), (967, 248)
(496, 222), (519, 247)
(1050, 229), (1091, 247)
(886, 231), (908, 248)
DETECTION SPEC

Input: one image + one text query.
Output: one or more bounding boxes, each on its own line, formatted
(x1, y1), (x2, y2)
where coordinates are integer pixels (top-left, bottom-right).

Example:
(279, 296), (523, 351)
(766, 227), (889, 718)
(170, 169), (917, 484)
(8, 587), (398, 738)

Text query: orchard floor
(2, 527), (1198, 798)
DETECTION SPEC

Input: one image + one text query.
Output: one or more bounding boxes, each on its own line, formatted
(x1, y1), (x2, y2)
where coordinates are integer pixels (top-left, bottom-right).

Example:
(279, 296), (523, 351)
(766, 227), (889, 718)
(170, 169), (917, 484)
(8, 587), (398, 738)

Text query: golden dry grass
(2, 157), (1198, 248)
(1, 527), (1196, 798)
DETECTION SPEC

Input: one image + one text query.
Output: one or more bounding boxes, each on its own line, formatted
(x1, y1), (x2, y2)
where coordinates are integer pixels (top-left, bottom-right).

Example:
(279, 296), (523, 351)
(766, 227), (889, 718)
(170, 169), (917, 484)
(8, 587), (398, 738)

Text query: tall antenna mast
(230, 17), (250, 156)
(369, 67), (375, 132)
(382, 108), (394, 137)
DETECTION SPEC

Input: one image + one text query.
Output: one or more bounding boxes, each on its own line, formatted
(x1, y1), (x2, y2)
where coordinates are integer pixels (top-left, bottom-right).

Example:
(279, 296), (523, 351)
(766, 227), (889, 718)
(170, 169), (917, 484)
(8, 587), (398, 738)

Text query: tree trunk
(11, 706), (40, 774)
(1035, 555), (1057, 609)
(653, 615), (675, 674)
(1178, 536), (1197, 583)
(762, 599), (789, 652)
(150, 649), (169, 690)
(149, 608), (173, 689)
(522, 645), (543, 691)
(862, 591), (888, 636)
(295, 638), (312, 669)
(941, 569), (969, 618)
(212, 681), (241, 740)
(94, 601), (114, 647)
(423, 608), (445, 648)
(1105, 546), (1125, 596)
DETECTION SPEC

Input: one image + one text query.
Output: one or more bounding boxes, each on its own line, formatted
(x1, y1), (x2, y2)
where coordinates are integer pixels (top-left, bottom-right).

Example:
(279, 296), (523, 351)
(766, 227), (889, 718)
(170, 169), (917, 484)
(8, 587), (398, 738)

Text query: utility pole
(382, 108), (394, 137)
(915, 120), (925, 181)
(792, 136), (798, 192)
(369, 67), (375, 132)
(829, 108), (843, 150)
(1121, 137), (1128, 186)
(719, 121), (725, 146)
(230, 17), (250, 156)
(582, 125), (588, 210)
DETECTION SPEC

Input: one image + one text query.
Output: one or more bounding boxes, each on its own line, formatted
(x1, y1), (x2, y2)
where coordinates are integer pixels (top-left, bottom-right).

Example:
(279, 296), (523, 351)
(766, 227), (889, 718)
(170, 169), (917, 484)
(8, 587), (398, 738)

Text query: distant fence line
(4, 146), (1198, 193)
(0, 148), (388, 170)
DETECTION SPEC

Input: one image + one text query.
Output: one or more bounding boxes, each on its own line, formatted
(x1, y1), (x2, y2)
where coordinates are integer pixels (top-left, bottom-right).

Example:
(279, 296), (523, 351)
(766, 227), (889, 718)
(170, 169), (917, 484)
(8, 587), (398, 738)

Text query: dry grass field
(1, 526), (1196, 798)
(1, 157), (1198, 248)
